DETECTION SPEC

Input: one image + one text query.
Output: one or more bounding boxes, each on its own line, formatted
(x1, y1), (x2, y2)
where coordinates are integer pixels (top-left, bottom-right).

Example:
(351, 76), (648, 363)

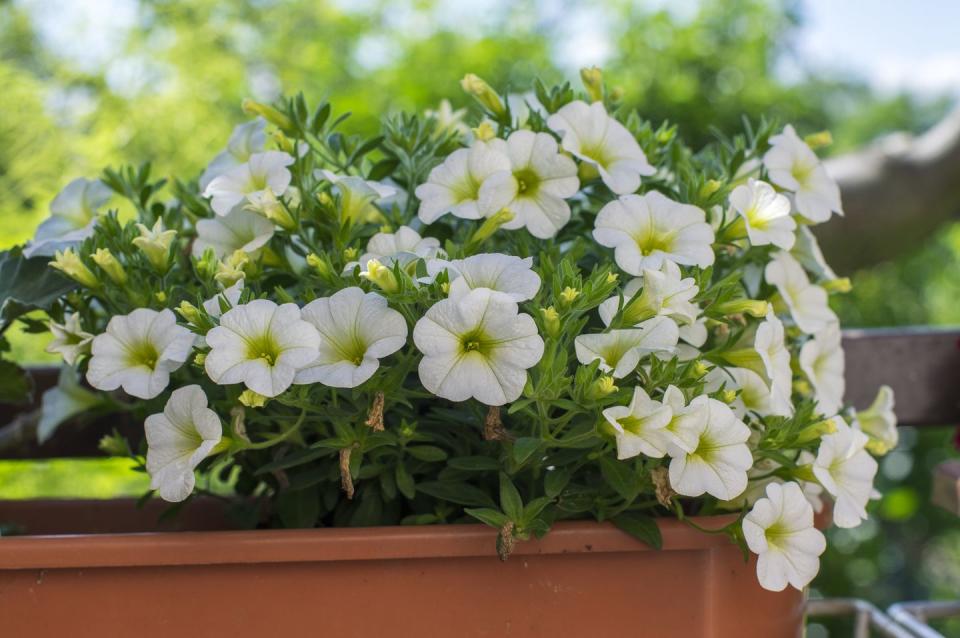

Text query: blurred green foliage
(0, 0), (958, 626)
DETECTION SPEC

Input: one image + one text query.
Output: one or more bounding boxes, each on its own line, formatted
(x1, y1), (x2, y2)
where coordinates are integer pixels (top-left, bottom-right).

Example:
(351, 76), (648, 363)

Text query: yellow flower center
(513, 168), (541, 196)
(127, 340), (159, 370)
(245, 333), (282, 366)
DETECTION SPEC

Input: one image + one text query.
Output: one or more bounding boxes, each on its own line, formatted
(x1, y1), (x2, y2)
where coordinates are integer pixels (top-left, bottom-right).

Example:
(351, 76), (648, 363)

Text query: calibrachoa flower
(477, 130), (579, 238)
(202, 281), (244, 318)
(45, 312), (94, 365)
(729, 178), (796, 250)
(812, 417), (878, 529)
(87, 309), (196, 400)
(574, 316), (680, 378)
(25, 178), (112, 258)
(722, 310), (793, 416)
(205, 300), (321, 397)
(763, 124), (843, 223)
(668, 397), (752, 501)
(354, 225), (441, 271)
(799, 323), (845, 416)
(594, 191), (715, 275)
(742, 481), (826, 592)
(193, 208), (275, 259)
(295, 287), (408, 388)
(792, 226), (837, 281)
(856, 385), (898, 455)
(145, 385), (223, 503)
(602, 387), (674, 459)
(547, 100), (655, 194)
(415, 141), (511, 224)
(413, 288), (544, 405)
(204, 151), (295, 217)
(765, 251), (837, 334)
(199, 118), (267, 190)
(133, 219), (178, 271)
(437, 253), (542, 302)
(598, 260), (699, 328)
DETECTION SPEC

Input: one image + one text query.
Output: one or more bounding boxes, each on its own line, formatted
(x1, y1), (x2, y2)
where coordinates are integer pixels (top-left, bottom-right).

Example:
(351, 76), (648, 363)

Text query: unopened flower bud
(540, 306), (561, 338)
(361, 259), (399, 293)
(580, 66), (604, 102)
(306, 253), (332, 278)
(90, 248), (127, 285)
(719, 389), (738, 404)
(50, 249), (99, 288)
(559, 287), (580, 305)
(792, 379), (812, 395)
(239, 389), (268, 408)
(605, 272), (619, 285)
(795, 418), (837, 445)
(460, 74), (505, 117)
(698, 179), (723, 200)
(691, 360), (710, 378)
(804, 130), (833, 150)
(823, 277), (852, 294)
(133, 220), (176, 271)
(98, 431), (130, 457)
(318, 192), (334, 208)
(241, 98), (294, 132)
(472, 121), (496, 141)
(215, 249), (249, 287)
(177, 301), (203, 325)
(193, 352), (207, 366)
(342, 246), (359, 261)
(469, 208), (515, 246)
(713, 298), (769, 318)
(589, 375), (618, 400)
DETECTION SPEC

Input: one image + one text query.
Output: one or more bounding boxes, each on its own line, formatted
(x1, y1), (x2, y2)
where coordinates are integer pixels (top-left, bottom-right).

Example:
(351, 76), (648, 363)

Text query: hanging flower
(574, 316), (680, 378)
(193, 208), (275, 259)
(319, 170), (398, 224)
(413, 288), (544, 405)
(87, 308), (196, 400)
(594, 192), (715, 275)
(24, 178), (113, 259)
(812, 417), (878, 529)
(668, 397), (752, 501)
(546, 100), (655, 194)
(855, 385), (898, 455)
(205, 300), (321, 397)
(763, 125), (843, 223)
(352, 225), (442, 273)
(799, 323), (845, 416)
(199, 118), (267, 190)
(204, 151), (295, 217)
(742, 481), (826, 592)
(765, 251), (837, 334)
(729, 178), (796, 250)
(433, 253), (542, 302)
(145, 385), (224, 503)
(477, 130), (579, 238)
(415, 141), (511, 224)
(711, 366), (792, 418)
(791, 226), (837, 281)
(295, 287), (408, 388)
(602, 386), (674, 459)
(598, 260), (699, 328)
(45, 313), (94, 365)
(202, 280), (244, 318)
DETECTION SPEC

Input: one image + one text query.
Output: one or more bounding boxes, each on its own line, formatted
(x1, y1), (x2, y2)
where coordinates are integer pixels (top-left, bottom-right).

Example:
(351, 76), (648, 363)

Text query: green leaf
(0, 249), (76, 332)
(406, 445), (448, 462)
(511, 437), (540, 466)
(276, 488), (321, 528)
(254, 445), (337, 475)
(544, 468), (571, 499)
(612, 513), (662, 550)
(0, 359), (32, 404)
(416, 481), (496, 508)
(464, 507), (510, 529)
(499, 473), (524, 521)
(599, 456), (640, 502)
(395, 463), (415, 499)
(448, 456), (501, 471)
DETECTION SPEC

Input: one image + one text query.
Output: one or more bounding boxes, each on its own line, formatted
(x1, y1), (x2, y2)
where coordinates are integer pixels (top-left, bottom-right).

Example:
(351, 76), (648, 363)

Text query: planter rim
(0, 514), (739, 570)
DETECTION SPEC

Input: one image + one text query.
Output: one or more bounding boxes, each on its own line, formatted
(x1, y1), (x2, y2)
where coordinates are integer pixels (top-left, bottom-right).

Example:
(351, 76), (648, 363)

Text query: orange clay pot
(0, 498), (805, 638)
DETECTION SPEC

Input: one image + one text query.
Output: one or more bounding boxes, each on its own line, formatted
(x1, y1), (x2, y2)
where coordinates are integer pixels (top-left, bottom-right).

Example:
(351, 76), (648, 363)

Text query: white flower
(318, 170), (400, 224)
(199, 118), (267, 190)
(661, 385), (706, 453)
(317, 169), (398, 200)
(202, 280), (244, 318)
(425, 99), (469, 137)
(205, 300), (321, 397)
(594, 192), (715, 275)
(598, 260), (699, 328)
(742, 481), (826, 592)
(24, 178), (112, 258)
(856, 385), (898, 455)
(754, 311), (795, 415)
(415, 141), (511, 224)
(434, 253), (542, 302)
(668, 397), (752, 500)
(193, 208), (275, 259)
(45, 313), (94, 365)
(87, 309), (194, 400)
(763, 125), (843, 223)
(295, 288), (408, 388)
(765, 251), (837, 334)
(574, 316), (679, 379)
(729, 178), (796, 249)
(714, 366), (792, 418)
(799, 323), (845, 416)
(791, 226), (836, 281)
(37, 366), (104, 443)
(602, 387), (674, 459)
(547, 100), (654, 194)
(145, 385), (223, 503)
(413, 288), (544, 405)
(204, 151), (295, 217)
(354, 225), (442, 272)
(813, 417), (878, 528)
(477, 130), (579, 238)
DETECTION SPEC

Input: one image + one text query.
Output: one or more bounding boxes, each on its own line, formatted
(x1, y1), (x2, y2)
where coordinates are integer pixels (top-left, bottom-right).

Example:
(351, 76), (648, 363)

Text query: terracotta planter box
(0, 499), (804, 637)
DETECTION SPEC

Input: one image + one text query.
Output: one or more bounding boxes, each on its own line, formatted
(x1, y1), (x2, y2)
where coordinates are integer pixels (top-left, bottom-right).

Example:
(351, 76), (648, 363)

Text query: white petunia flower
(202, 280), (244, 318)
(763, 125), (843, 223)
(668, 397), (753, 501)
(24, 178), (112, 258)
(204, 151), (295, 217)
(193, 208), (275, 259)
(318, 170), (398, 224)
(415, 141), (511, 224)
(661, 385), (707, 453)
(413, 288), (544, 406)
(742, 481), (826, 592)
(145, 385), (223, 503)
(791, 226), (837, 281)
(199, 118), (267, 191)
(765, 251), (837, 334)
(594, 192), (715, 275)
(574, 316), (679, 379)
(434, 253), (542, 302)
(547, 100), (655, 194)
(812, 417), (878, 528)
(715, 366), (791, 418)
(205, 300), (321, 397)
(602, 386), (674, 459)
(295, 287), (408, 388)
(45, 313), (94, 365)
(477, 130), (579, 238)
(799, 323), (845, 416)
(729, 178), (796, 250)
(754, 311), (795, 415)
(87, 309), (196, 400)
(598, 260), (699, 328)
(855, 385), (898, 455)
(353, 225), (442, 272)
